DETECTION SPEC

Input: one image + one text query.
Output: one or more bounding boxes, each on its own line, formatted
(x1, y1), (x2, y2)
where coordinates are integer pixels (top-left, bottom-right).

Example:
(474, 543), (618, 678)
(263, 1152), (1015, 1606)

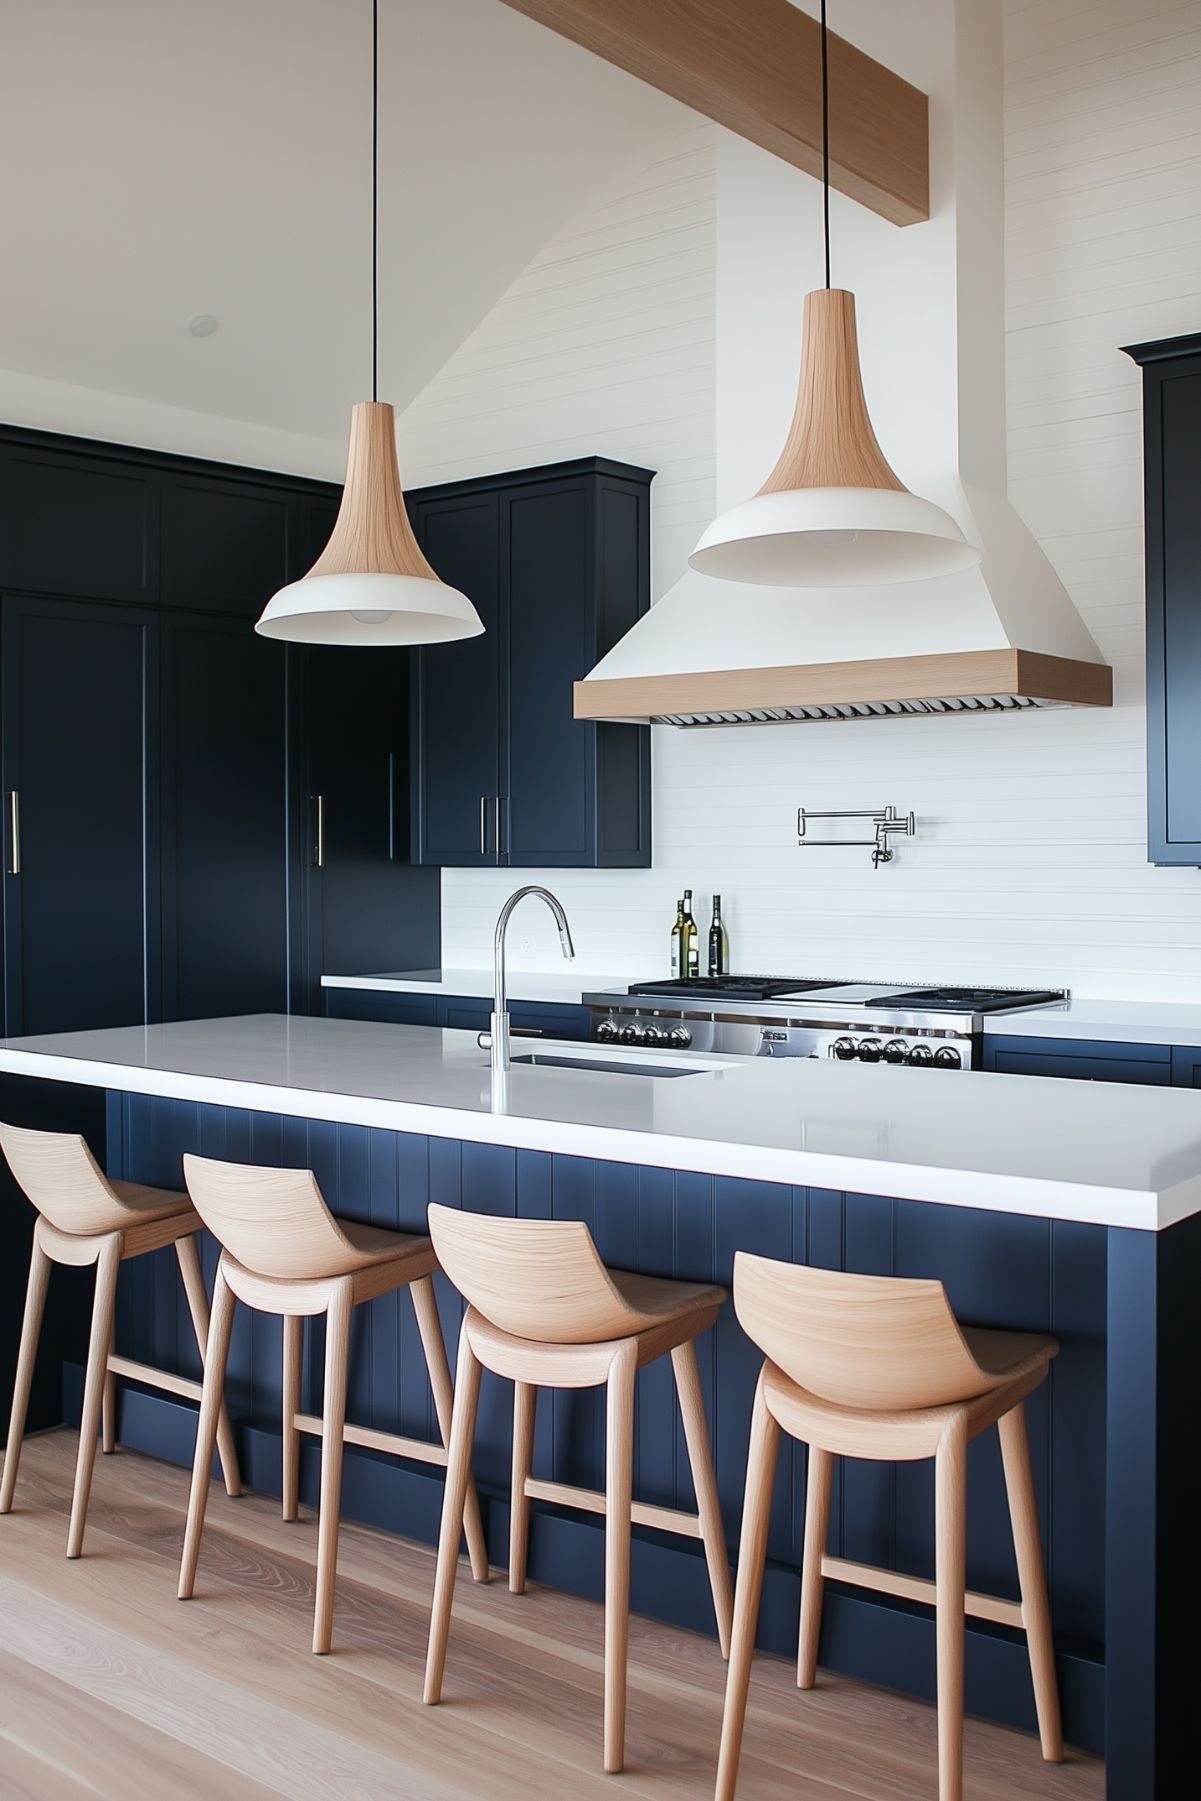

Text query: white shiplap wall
(428, 5), (1201, 1001)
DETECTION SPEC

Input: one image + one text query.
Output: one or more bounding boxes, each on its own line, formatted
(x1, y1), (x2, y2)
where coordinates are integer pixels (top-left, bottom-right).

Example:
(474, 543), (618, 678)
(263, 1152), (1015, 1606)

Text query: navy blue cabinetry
(1, 596), (158, 1035)
(0, 439), (158, 604)
(1170, 1045), (1201, 1085)
(984, 1034), (1172, 1084)
(1124, 331), (1201, 864)
(409, 458), (652, 869)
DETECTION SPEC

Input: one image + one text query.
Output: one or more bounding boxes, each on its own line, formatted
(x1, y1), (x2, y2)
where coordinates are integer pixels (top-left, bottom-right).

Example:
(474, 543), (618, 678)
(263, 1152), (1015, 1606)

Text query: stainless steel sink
(509, 1052), (702, 1079)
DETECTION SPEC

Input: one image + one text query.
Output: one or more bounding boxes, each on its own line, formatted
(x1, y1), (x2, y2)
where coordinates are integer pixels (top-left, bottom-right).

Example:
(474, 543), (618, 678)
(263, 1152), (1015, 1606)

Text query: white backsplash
(425, 2), (1201, 1003)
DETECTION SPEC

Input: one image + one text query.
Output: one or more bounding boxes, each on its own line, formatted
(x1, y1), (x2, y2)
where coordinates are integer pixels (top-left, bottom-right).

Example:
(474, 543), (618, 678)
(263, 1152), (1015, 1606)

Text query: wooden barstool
(0, 1121), (241, 1558)
(177, 1153), (489, 1654)
(423, 1204), (735, 1774)
(715, 1255), (1063, 1801)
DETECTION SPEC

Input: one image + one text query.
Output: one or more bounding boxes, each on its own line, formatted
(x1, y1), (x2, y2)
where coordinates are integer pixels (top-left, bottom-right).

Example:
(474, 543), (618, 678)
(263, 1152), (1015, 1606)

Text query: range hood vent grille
(655, 694), (1058, 728)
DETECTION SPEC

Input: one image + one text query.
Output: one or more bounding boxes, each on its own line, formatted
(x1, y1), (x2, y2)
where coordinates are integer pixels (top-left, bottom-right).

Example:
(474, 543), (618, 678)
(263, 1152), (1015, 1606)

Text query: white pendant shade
(256, 401), (484, 646)
(689, 289), (980, 588)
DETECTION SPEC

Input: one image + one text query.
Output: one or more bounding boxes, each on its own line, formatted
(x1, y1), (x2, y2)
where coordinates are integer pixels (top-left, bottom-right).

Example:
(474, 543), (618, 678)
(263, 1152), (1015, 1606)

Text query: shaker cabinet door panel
(1, 597), (156, 1035)
(410, 492), (501, 866)
(505, 481), (592, 866)
(0, 446), (157, 604)
(160, 475), (292, 617)
(159, 611), (292, 1020)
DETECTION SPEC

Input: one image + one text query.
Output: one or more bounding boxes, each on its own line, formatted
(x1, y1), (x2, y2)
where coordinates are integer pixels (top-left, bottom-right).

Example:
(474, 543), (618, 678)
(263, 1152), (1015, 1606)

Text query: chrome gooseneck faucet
(489, 886), (575, 1077)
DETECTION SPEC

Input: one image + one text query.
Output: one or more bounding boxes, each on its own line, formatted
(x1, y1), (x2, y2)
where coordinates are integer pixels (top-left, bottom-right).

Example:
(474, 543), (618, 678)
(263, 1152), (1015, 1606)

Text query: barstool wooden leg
(509, 1381), (537, 1594)
(411, 1275), (489, 1582)
(282, 1314), (303, 1523)
(102, 1372), (116, 1454)
(424, 1327), (484, 1705)
(67, 1235), (121, 1559)
(715, 1370), (780, 1801)
(998, 1401), (1064, 1762)
(603, 1340), (637, 1775)
(0, 1237), (52, 1513)
(798, 1445), (834, 1688)
(671, 1338), (734, 1656)
(934, 1412), (968, 1801)
(178, 1265), (236, 1600)
(313, 1278), (352, 1655)
(176, 1234), (242, 1498)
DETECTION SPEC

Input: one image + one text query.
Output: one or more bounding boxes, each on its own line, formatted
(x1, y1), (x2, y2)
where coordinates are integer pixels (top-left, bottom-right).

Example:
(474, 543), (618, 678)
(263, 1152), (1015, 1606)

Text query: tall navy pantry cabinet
(1124, 330), (1201, 864)
(0, 425), (442, 1035)
(409, 457), (653, 868)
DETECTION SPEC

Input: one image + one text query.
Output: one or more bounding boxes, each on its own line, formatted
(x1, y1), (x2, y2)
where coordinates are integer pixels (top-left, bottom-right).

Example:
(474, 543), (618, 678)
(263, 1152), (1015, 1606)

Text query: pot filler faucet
(488, 886), (575, 1076)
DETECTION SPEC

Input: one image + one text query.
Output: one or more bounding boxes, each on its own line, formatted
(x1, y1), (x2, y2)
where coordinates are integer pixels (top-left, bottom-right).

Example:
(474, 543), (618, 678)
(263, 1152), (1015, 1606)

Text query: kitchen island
(1, 1013), (1197, 1800)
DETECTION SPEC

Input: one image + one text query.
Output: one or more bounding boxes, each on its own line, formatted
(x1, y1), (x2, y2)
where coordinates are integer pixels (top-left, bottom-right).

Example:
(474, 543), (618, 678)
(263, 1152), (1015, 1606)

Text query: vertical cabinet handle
(480, 795), (488, 857)
(314, 794), (325, 869)
(7, 791), (19, 876)
(387, 751), (397, 861)
(495, 795), (503, 860)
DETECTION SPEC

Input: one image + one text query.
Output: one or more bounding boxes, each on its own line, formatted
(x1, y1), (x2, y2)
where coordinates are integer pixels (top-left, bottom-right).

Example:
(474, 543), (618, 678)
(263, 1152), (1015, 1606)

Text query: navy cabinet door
(504, 478), (592, 865)
(0, 443), (158, 605)
(410, 492), (501, 865)
(984, 1034), (1171, 1084)
(1171, 1045), (1201, 1086)
(1125, 334), (1201, 863)
(160, 474), (294, 618)
(1, 596), (157, 1035)
(159, 611), (293, 1021)
(323, 987), (439, 1026)
(301, 645), (440, 1005)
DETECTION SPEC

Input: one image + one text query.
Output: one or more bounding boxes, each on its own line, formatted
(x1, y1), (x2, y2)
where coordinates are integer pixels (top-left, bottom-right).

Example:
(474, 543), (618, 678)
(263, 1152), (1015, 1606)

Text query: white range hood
(574, 0), (1110, 730)
(574, 475), (1111, 726)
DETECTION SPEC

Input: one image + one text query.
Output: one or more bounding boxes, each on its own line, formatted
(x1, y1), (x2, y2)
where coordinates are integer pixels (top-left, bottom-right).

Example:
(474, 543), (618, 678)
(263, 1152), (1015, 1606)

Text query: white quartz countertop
(3, 1014), (1201, 1232)
(981, 997), (1201, 1049)
(321, 967), (632, 1005)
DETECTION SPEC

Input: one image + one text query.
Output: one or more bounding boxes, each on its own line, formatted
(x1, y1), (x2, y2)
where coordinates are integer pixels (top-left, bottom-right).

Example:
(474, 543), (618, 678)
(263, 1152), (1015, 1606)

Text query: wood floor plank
(0, 1434), (1105, 1801)
(0, 1644), (280, 1801)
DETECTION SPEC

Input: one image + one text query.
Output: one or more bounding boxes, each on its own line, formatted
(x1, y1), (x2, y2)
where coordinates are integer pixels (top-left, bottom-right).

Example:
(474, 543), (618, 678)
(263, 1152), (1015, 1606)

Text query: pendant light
(257, 2), (483, 646)
(688, 1), (979, 589)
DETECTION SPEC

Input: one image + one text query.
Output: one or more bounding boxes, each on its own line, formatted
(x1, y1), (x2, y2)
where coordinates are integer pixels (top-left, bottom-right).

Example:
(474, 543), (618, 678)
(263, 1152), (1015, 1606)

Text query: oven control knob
(934, 1045), (963, 1069)
(857, 1037), (883, 1063)
(620, 1023), (645, 1046)
(642, 1026), (664, 1047)
(667, 1026), (692, 1049)
(595, 1019), (619, 1043)
(882, 1038), (909, 1065)
(832, 1037), (858, 1060)
(907, 1043), (935, 1066)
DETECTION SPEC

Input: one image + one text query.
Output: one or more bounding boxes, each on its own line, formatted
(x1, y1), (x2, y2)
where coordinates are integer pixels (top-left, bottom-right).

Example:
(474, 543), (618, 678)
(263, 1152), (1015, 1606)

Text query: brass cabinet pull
(314, 794), (325, 868)
(8, 791), (19, 876)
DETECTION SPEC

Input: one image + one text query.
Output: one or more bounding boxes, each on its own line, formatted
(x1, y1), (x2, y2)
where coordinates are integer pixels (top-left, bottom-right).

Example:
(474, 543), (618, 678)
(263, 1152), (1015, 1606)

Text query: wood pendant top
(307, 402), (440, 584)
(758, 289), (906, 498)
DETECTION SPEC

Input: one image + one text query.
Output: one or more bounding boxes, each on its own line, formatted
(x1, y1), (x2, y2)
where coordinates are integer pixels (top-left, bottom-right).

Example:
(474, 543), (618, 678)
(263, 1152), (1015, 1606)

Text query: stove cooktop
(618, 978), (1066, 1014)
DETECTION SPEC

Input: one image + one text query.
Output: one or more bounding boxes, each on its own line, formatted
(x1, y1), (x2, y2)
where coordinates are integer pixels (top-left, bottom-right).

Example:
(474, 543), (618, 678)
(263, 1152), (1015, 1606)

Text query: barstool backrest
(183, 1153), (370, 1280)
(0, 1121), (128, 1235)
(733, 1252), (997, 1411)
(428, 1204), (641, 1343)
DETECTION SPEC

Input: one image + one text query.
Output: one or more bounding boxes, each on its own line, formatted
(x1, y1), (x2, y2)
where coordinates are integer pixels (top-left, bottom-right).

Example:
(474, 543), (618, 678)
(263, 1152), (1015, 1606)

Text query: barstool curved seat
(715, 1254), (1063, 1801)
(177, 1154), (489, 1655)
(0, 1121), (241, 1559)
(423, 1204), (734, 1774)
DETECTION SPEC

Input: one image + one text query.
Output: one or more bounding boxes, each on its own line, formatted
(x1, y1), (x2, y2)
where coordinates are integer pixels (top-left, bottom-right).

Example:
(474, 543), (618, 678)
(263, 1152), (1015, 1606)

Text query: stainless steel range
(581, 978), (1068, 1072)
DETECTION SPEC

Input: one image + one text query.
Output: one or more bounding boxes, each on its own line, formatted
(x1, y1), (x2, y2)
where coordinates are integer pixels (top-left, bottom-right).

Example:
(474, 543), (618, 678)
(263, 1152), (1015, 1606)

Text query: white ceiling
(0, 0), (684, 441)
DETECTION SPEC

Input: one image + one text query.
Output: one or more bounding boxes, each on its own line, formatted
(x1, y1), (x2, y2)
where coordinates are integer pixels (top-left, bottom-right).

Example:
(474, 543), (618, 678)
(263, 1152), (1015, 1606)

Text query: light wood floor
(0, 1430), (1104, 1801)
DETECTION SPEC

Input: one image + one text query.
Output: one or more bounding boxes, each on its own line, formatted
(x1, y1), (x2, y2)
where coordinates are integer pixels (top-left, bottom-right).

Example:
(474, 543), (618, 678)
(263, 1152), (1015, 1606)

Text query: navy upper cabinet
(0, 441), (157, 604)
(409, 490), (501, 866)
(409, 458), (652, 869)
(1124, 331), (1201, 863)
(161, 474), (293, 617)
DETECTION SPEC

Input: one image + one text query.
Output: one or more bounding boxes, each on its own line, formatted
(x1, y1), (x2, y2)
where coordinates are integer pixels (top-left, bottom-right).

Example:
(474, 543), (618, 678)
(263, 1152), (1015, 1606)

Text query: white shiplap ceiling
(0, 0), (685, 441)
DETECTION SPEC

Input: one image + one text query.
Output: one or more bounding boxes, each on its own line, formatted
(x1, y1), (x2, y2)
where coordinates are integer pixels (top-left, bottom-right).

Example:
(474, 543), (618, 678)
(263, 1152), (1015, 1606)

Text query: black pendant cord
(821, 0), (831, 289)
(372, 0), (379, 403)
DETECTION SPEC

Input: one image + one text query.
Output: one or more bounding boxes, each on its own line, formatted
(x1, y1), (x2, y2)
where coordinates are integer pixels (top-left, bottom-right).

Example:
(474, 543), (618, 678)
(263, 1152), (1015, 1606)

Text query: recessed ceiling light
(187, 313), (218, 338)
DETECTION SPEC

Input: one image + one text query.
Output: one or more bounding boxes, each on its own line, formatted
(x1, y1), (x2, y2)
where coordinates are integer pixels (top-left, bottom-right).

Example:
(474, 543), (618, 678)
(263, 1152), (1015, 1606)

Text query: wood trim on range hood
(573, 650), (1113, 726)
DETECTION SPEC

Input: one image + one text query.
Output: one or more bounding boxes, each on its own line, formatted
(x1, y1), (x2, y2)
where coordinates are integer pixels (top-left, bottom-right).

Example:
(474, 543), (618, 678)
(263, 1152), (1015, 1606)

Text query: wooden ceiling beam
(496, 0), (929, 226)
